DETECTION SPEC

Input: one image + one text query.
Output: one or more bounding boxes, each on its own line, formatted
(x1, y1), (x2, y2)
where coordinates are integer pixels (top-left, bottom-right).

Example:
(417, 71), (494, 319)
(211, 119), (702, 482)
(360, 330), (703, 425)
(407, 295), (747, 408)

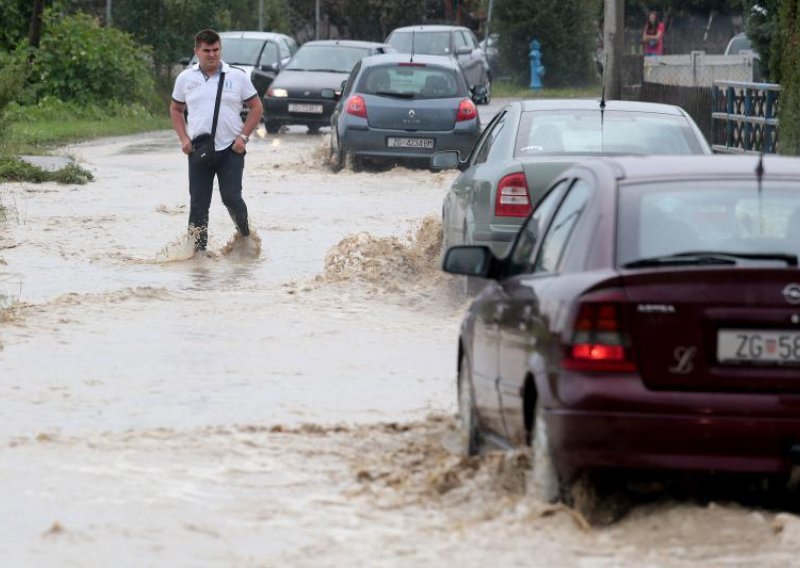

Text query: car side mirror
(179, 56), (191, 66)
(430, 150), (461, 171)
(340, 79), (348, 92)
(470, 85), (487, 103)
(443, 246), (493, 277)
(261, 63), (279, 72)
(456, 46), (473, 55)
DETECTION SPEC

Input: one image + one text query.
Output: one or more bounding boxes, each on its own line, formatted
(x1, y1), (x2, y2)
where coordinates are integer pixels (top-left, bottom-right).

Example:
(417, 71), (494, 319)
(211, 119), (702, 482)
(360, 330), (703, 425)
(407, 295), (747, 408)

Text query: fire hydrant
(529, 39), (545, 90)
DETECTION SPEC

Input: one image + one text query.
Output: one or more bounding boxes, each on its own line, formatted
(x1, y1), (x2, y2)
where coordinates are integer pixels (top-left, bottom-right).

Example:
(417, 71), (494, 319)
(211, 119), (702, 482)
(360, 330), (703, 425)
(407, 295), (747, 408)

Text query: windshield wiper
(623, 250), (798, 269)
(373, 91), (414, 99)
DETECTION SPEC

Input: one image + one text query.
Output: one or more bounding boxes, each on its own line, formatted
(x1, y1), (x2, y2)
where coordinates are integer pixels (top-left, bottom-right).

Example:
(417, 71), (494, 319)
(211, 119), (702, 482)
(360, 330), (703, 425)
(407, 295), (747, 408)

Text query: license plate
(386, 137), (435, 149)
(717, 329), (800, 364)
(288, 103), (323, 114)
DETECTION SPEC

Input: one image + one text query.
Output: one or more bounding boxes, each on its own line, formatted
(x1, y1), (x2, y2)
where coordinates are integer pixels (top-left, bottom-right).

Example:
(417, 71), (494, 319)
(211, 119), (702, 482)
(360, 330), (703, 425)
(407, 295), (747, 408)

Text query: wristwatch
(238, 133), (249, 144)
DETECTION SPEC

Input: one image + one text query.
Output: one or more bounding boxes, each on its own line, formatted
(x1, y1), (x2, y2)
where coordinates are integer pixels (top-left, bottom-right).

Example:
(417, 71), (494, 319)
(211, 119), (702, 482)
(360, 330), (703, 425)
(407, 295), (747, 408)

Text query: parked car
(330, 53), (482, 171)
(724, 31), (755, 55)
(184, 31), (297, 101)
(263, 40), (394, 134)
(385, 25), (491, 104)
(433, 99), (712, 273)
(444, 154), (800, 508)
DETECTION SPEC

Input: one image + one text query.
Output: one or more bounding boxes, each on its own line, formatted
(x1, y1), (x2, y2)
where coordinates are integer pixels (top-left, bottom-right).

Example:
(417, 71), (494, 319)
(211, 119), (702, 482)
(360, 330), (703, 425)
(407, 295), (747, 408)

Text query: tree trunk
(28, 0), (46, 49)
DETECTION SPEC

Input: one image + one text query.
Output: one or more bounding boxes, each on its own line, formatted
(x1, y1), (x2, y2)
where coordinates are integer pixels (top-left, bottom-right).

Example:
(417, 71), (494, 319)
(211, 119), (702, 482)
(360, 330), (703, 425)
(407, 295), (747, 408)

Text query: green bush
(0, 53), (28, 137)
(494, 0), (597, 88)
(27, 11), (156, 107)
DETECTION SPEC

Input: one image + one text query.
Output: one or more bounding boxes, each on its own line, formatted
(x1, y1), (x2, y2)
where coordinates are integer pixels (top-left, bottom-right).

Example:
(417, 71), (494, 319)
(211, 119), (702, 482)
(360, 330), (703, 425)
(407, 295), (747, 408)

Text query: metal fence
(711, 81), (781, 154)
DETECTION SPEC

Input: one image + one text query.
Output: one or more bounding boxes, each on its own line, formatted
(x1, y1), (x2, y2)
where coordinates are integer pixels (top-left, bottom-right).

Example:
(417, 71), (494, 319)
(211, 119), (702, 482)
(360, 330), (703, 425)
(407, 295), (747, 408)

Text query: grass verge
(493, 80), (603, 99)
(0, 98), (169, 184)
(3, 99), (170, 155)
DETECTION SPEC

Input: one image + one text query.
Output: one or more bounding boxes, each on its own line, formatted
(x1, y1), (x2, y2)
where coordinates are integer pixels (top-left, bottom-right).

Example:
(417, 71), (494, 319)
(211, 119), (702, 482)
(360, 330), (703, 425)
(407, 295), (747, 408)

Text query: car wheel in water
(528, 398), (561, 504)
(458, 353), (482, 456)
(330, 135), (344, 172)
(265, 121), (281, 134)
(344, 150), (362, 173)
(482, 77), (492, 104)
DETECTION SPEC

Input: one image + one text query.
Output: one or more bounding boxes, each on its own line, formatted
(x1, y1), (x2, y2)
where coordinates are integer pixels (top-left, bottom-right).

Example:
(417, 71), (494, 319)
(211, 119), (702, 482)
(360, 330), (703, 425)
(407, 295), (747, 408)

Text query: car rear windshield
(285, 45), (370, 72)
(617, 180), (800, 266)
(514, 110), (705, 157)
(220, 38), (267, 66)
(387, 32), (452, 56)
(357, 64), (464, 98)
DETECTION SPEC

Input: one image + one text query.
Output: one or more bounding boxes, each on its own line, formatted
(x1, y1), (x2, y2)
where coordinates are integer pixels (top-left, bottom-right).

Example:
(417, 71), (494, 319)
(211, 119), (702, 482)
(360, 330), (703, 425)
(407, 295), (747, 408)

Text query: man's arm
(169, 100), (192, 155)
(232, 95), (264, 153)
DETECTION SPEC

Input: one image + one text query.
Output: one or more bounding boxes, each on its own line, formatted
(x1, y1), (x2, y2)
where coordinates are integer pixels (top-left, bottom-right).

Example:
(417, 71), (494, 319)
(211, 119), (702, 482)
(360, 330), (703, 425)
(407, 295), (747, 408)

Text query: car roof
(583, 155), (800, 183)
(220, 31), (291, 40)
(360, 53), (461, 69)
(516, 98), (687, 115)
(390, 25), (469, 33)
(300, 39), (391, 49)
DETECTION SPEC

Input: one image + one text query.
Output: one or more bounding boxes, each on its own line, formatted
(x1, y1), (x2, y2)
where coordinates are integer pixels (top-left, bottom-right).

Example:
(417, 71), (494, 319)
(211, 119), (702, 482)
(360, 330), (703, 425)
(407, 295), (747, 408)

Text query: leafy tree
(26, 11), (155, 106)
(494, 0), (597, 87)
(741, 1), (780, 80)
(0, 0), (32, 50)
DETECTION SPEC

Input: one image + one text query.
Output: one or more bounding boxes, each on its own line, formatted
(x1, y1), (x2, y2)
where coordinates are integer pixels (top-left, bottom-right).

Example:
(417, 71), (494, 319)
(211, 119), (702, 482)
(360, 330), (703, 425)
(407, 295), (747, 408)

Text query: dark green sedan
(434, 99), (712, 261)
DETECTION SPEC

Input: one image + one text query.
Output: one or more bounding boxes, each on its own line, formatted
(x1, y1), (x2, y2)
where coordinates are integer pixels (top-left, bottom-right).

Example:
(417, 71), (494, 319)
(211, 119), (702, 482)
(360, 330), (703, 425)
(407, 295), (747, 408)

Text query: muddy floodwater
(2, 109), (800, 566)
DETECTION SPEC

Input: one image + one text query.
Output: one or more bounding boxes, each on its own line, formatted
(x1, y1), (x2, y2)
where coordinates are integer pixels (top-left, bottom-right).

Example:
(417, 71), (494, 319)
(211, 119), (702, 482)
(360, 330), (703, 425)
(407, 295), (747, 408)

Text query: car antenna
(411, 30), (415, 63)
(600, 53), (607, 148)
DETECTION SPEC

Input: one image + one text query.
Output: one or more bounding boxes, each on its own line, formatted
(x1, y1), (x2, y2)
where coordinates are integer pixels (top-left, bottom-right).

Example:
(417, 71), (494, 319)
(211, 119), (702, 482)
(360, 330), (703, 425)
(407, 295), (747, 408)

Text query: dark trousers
(187, 146), (249, 250)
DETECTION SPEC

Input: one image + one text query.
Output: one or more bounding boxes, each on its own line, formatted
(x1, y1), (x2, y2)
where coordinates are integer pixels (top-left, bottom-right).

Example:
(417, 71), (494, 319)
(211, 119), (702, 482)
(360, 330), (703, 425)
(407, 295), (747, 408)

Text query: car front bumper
(263, 97), (336, 127)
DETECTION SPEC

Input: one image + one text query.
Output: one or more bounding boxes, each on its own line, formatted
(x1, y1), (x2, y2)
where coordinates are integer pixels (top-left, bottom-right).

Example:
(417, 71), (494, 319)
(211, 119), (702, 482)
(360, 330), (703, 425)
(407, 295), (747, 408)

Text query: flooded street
(2, 104), (800, 566)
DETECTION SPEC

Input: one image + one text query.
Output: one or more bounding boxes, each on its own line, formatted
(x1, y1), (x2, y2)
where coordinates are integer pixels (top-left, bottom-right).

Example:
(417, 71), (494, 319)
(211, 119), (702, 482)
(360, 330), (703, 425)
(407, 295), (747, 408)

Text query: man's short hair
(195, 29), (221, 47)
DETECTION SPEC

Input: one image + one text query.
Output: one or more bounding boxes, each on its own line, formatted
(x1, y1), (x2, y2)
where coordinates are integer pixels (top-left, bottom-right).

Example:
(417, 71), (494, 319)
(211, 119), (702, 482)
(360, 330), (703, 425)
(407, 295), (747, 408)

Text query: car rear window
(617, 180), (800, 266)
(286, 45), (370, 73)
(514, 110), (705, 157)
(387, 32), (452, 56)
(357, 65), (464, 98)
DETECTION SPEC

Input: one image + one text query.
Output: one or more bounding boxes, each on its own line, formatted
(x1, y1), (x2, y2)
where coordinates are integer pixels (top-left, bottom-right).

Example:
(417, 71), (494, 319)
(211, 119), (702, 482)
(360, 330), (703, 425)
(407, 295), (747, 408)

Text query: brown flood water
(1, 119), (799, 566)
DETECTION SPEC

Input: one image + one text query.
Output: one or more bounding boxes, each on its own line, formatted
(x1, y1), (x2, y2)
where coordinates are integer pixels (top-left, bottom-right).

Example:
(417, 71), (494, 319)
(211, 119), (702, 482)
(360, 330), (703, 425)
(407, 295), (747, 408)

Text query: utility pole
(484, 0), (495, 43)
(315, 0), (320, 40)
(106, 0), (112, 27)
(603, 0), (624, 99)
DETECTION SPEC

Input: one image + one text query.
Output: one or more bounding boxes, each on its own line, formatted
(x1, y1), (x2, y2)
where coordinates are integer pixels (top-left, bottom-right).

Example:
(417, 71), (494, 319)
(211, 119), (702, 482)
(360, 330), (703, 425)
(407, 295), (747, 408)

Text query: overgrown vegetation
(492, 80), (601, 98)
(0, 157), (94, 184)
(494, 0), (598, 88)
(777, 0), (800, 155)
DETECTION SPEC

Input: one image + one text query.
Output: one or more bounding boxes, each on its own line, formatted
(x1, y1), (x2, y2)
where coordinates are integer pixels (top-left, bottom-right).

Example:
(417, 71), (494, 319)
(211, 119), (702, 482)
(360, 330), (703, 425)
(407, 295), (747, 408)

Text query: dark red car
(444, 155), (800, 503)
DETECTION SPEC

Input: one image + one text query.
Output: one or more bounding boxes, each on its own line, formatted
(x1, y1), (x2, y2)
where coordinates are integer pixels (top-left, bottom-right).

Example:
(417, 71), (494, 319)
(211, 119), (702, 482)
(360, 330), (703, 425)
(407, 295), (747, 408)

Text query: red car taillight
(346, 95), (367, 118)
(456, 99), (477, 122)
(562, 293), (637, 373)
(494, 172), (531, 217)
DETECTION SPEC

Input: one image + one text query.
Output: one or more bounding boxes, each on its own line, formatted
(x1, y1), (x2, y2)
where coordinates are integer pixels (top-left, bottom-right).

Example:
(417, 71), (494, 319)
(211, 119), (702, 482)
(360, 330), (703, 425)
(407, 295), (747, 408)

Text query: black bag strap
(210, 71), (226, 142)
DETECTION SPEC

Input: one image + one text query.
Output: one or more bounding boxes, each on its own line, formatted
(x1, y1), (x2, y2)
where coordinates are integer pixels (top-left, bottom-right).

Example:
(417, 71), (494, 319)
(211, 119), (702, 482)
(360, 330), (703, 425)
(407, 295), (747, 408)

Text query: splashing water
(220, 229), (262, 260)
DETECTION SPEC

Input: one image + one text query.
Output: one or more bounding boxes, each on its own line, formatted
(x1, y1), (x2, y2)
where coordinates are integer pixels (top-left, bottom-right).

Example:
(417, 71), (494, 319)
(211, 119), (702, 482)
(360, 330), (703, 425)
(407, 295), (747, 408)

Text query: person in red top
(642, 10), (665, 56)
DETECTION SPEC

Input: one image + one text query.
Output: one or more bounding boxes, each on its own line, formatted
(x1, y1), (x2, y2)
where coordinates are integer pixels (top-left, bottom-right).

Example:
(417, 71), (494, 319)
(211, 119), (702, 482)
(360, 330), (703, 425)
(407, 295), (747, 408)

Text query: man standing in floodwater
(169, 29), (263, 252)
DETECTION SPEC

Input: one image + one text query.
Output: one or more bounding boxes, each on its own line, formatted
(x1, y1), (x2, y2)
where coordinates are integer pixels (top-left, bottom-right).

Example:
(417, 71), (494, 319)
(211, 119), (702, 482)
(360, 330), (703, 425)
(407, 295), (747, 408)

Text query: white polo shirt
(172, 62), (257, 151)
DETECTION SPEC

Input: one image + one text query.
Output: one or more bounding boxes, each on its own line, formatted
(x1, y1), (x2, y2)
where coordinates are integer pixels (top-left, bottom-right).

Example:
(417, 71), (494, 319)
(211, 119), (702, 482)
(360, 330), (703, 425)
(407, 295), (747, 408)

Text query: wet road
(2, 99), (799, 566)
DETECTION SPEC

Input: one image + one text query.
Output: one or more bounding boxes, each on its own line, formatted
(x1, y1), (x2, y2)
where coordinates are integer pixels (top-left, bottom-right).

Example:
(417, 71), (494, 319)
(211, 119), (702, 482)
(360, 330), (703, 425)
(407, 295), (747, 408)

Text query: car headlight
(268, 88), (289, 98)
